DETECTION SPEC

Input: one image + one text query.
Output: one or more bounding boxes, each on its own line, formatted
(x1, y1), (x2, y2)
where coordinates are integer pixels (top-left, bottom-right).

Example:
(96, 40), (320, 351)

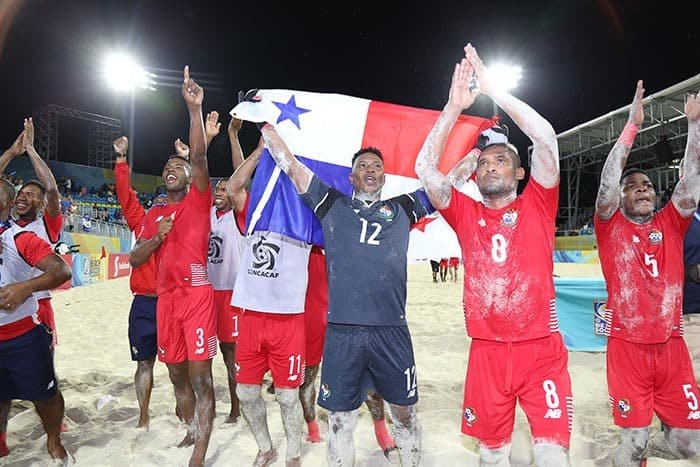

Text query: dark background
(0, 0), (697, 177)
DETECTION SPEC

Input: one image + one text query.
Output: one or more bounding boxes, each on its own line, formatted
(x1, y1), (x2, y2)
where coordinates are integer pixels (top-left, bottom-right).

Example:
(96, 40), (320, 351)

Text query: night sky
(0, 0), (697, 177)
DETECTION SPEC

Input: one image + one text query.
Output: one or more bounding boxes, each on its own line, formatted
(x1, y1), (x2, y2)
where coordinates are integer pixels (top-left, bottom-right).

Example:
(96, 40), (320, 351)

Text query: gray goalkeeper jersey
(301, 175), (429, 326)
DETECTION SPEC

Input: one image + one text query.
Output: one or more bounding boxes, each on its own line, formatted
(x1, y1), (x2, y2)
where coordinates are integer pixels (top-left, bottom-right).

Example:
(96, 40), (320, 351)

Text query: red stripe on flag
(361, 101), (493, 179)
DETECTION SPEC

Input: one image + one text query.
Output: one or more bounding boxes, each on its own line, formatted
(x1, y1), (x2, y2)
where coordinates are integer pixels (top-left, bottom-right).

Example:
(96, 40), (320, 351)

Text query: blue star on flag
(273, 95), (311, 129)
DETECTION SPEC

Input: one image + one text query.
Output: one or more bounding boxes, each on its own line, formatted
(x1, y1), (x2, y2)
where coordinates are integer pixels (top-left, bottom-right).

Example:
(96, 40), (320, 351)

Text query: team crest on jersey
(249, 235), (281, 278)
(478, 218), (486, 227)
(320, 383), (331, 401)
(377, 204), (395, 221)
(501, 209), (518, 227)
(208, 234), (223, 264)
(617, 398), (632, 415)
(648, 229), (663, 244)
(632, 235), (640, 243)
(464, 407), (477, 424)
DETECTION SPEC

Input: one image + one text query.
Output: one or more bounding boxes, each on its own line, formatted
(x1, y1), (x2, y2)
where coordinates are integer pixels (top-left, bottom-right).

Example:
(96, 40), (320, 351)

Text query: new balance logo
(544, 408), (562, 419)
(688, 411), (700, 420)
(194, 348), (204, 355)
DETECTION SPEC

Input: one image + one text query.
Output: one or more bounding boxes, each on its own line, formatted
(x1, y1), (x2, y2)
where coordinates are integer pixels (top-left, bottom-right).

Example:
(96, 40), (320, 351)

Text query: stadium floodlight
(486, 63), (522, 116)
(487, 63), (523, 93)
(103, 52), (157, 168)
(103, 52), (155, 92)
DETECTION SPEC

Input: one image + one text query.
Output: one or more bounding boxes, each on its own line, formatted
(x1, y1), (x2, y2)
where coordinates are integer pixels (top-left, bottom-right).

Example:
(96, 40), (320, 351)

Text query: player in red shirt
(448, 257), (459, 282)
(0, 119), (65, 456)
(0, 118), (63, 342)
(203, 112), (246, 424)
(438, 258), (448, 282)
(595, 81), (700, 464)
(113, 135), (163, 429)
(129, 67), (214, 467)
(415, 44), (572, 465)
(0, 178), (72, 462)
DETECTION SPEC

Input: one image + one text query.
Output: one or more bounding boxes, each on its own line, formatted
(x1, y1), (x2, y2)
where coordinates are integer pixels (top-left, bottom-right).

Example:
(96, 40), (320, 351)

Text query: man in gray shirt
(261, 125), (429, 466)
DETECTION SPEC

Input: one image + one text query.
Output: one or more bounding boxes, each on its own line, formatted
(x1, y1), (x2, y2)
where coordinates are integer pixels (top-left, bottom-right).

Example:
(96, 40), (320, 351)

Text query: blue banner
(554, 278), (608, 351)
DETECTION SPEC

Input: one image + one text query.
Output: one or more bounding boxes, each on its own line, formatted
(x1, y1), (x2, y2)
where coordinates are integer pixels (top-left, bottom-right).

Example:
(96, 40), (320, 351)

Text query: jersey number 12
(359, 218), (381, 245)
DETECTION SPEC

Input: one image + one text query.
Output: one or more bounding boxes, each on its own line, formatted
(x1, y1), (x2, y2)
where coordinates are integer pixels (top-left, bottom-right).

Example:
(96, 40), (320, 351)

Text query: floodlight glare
(487, 63), (523, 93)
(103, 52), (151, 92)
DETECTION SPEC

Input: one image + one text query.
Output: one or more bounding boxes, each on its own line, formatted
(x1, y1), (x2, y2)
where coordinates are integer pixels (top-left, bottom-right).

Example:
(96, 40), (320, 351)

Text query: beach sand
(3, 264), (697, 466)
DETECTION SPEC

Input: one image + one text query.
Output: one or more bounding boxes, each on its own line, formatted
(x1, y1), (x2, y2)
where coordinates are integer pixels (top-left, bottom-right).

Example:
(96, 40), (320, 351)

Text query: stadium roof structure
(529, 74), (700, 230)
(34, 104), (122, 169)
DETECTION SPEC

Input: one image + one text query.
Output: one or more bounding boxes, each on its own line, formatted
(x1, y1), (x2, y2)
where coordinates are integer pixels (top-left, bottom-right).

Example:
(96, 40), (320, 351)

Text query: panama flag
(230, 90), (493, 250)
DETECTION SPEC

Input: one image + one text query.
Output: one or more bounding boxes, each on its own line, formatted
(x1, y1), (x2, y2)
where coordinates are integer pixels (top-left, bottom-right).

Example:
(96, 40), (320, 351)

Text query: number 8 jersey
(595, 202), (691, 344)
(440, 180), (559, 342)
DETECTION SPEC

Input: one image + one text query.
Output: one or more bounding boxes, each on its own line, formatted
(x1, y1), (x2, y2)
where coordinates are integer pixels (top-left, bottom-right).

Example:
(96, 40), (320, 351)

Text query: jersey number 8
(491, 234), (508, 263)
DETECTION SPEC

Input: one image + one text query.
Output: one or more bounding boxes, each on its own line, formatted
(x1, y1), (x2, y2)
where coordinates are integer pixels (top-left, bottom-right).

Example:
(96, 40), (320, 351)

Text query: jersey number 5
(644, 253), (659, 278)
(359, 218), (381, 245)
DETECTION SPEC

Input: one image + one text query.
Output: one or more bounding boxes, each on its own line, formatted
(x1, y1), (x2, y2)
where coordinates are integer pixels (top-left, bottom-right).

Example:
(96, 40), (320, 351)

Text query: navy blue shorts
(128, 295), (157, 361)
(318, 324), (418, 411)
(0, 325), (58, 401)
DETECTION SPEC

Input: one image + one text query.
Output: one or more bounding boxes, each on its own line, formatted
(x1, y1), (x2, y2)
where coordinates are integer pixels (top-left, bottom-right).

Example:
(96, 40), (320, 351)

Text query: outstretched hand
(686, 91), (700, 123)
(23, 118), (35, 148)
(464, 43), (492, 96)
(181, 65), (204, 108)
(448, 58), (478, 111)
(628, 80), (645, 126)
(7, 130), (26, 157)
(205, 111), (221, 141)
(113, 136), (129, 162)
(174, 138), (190, 158)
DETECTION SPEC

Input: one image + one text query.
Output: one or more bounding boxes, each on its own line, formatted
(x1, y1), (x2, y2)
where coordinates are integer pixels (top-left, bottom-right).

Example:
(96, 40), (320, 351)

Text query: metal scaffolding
(34, 105), (122, 168)
(529, 74), (699, 230)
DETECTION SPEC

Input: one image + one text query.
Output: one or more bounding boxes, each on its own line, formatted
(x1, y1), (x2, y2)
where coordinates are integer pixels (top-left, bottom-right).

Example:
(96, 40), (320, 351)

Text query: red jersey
(595, 203), (691, 344)
(440, 180), (559, 342)
(115, 161), (156, 296)
(138, 183), (212, 294)
(305, 246), (328, 312)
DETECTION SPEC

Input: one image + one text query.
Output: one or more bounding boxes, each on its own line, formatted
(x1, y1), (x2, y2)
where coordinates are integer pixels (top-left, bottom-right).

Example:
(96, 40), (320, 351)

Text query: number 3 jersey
(440, 180), (559, 342)
(595, 203), (691, 344)
(301, 175), (430, 327)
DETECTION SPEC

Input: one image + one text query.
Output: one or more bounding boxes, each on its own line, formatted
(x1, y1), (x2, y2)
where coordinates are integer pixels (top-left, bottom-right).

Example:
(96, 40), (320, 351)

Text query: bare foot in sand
(253, 448), (278, 467)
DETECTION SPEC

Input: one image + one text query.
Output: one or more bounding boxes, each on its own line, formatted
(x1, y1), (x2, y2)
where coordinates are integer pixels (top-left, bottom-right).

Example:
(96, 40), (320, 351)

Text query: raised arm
(595, 81), (645, 220)
(415, 58), (478, 210)
(205, 111), (221, 146)
(671, 92), (700, 216)
(24, 118), (60, 217)
(260, 125), (314, 194)
(0, 130), (25, 175)
(181, 66), (209, 192)
(113, 136), (146, 231)
(227, 118), (245, 171)
(174, 138), (190, 159)
(465, 44), (559, 188)
(227, 137), (264, 212)
(447, 148), (480, 191)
